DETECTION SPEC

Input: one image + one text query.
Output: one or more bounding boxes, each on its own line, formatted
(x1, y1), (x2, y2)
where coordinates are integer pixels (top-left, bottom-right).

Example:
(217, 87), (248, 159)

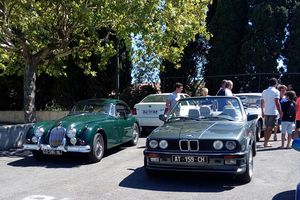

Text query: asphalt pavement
(0, 134), (299, 200)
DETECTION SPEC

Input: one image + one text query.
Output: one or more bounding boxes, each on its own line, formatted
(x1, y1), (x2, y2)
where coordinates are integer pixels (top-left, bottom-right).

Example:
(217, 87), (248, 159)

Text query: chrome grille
(179, 140), (199, 151)
(49, 126), (66, 148)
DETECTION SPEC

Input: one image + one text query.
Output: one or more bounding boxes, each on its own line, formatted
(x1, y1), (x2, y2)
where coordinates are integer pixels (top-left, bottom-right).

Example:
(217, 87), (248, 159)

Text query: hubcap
(133, 127), (139, 143)
(95, 139), (103, 158)
(248, 149), (253, 178)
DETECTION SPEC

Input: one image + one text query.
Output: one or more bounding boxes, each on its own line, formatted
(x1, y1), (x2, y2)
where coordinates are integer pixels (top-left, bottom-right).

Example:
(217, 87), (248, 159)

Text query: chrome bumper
(23, 144), (91, 153)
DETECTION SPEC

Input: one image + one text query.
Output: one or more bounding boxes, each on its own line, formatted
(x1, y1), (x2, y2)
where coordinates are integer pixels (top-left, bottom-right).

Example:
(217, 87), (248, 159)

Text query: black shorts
(296, 120), (300, 129)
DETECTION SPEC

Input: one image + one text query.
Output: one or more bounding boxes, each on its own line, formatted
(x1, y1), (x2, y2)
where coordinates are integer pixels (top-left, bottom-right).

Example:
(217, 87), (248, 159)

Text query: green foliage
(204, 0), (249, 94)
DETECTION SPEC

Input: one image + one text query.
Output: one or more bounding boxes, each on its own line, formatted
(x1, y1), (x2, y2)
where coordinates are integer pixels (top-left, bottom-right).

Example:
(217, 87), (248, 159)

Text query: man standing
(224, 80), (234, 96)
(261, 78), (283, 147)
(165, 82), (184, 114)
(216, 80), (227, 96)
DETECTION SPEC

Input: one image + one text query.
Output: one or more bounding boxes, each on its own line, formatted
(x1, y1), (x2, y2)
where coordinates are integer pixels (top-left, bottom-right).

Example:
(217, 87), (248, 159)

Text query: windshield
(236, 95), (261, 108)
(167, 97), (244, 122)
(69, 100), (114, 115)
(141, 94), (169, 103)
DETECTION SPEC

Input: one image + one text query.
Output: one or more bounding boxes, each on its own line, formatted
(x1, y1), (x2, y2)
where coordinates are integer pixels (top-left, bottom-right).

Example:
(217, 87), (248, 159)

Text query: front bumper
(23, 144), (91, 153)
(144, 150), (248, 174)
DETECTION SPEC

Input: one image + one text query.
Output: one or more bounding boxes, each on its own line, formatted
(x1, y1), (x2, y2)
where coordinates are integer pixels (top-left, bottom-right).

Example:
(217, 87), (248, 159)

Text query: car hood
(150, 121), (245, 140)
(56, 113), (108, 127)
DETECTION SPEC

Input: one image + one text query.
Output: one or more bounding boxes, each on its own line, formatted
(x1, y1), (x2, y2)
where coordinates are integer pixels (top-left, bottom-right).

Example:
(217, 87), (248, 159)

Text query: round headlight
(34, 127), (44, 137)
(213, 140), (223, 150)
(70, 137), (77, 145)
(225, 141), (236, 150)
(31, 136), (38, 143)
(149, 140), (158, 149)
(159, 140), (168, 149)
(67, 128), (77, 138)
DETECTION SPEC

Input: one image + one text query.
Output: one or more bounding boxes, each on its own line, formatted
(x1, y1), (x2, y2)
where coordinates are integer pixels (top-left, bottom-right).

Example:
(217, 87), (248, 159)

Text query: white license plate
(42, 149), (62, 155)
(172, 155), (207, 163)
(142, 110), (158, 115)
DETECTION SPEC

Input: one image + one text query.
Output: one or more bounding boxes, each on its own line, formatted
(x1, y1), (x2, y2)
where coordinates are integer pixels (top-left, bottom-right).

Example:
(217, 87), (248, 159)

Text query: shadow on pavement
(272, 190), (295, 200)
(119, 167), (246, 193)
(6, 146), (126, 169)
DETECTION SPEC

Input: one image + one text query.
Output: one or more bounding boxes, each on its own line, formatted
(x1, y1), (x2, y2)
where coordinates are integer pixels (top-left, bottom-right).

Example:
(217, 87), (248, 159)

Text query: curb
(0, 123), (33, 150)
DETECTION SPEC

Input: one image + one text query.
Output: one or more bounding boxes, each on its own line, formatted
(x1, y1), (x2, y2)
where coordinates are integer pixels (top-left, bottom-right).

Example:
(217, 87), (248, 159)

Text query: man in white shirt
(261, 78), (283, 147)
(224, 80), (233, 96)
(165, 82), (183, 114)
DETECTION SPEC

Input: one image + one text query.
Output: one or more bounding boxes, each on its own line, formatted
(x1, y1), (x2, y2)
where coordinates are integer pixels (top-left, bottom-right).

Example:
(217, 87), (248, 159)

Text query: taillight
(132, 108), (137, 115)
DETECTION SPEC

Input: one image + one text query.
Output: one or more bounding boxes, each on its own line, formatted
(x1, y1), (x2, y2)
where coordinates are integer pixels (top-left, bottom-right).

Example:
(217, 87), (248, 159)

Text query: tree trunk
(23, 60), (37, 123)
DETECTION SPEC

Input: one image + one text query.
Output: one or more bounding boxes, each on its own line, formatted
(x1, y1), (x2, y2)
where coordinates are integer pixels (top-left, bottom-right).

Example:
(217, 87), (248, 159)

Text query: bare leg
(264, 127), (272, 147)
(281, 133), (285, 148)
(273, 125), (278, 141)
(286, 134), (293, 148)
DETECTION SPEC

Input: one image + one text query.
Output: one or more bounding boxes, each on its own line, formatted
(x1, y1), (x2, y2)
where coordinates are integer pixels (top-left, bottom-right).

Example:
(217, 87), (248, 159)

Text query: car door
(115, 103), (134, 143)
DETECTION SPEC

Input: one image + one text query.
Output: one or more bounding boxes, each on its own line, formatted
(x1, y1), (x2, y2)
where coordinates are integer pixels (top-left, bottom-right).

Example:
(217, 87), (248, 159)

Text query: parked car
(235, 93), (264, 141)
(292, 138), (300, 200)
(132, 93), (189, 131)
(144, 96), (258, 183)
(23, 99), (140, 163)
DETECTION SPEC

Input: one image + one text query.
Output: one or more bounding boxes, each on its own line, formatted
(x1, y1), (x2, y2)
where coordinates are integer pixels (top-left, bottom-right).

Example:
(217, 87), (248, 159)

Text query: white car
(235, 93), (265, 141)
(132, 93), (190, 131)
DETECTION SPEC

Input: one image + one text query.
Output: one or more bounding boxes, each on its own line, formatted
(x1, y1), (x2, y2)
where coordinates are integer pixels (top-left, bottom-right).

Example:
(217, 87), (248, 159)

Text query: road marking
(22, 195), (71, 200)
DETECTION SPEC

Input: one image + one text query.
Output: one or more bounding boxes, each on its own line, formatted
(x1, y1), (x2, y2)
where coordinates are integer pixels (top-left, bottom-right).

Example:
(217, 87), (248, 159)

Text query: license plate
(42, 149), (62, 155)
(143, 110), (158, 115)
(172, 155), (207, 163)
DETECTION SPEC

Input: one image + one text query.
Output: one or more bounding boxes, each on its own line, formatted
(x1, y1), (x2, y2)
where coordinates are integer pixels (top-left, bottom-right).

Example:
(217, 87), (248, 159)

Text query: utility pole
(116, 38), (120, 99)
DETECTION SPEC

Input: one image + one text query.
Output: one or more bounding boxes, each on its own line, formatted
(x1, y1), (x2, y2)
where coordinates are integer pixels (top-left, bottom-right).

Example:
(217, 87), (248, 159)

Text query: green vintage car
(144, 96), (258, 183)
(23, 98), (140, 163)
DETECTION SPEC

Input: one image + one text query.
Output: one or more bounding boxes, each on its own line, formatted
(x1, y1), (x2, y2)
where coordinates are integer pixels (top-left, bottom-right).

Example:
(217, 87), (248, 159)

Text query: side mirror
(247, 114), (258, 121)
(159, 114), (167, 122)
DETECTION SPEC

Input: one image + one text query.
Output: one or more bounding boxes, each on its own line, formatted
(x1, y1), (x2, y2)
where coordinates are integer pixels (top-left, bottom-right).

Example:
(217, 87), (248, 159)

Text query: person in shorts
(273, 84), (287, 141)
(280, 91), (296, 149)
(295, 95), (300, 139)
(261, 78), (283, 147)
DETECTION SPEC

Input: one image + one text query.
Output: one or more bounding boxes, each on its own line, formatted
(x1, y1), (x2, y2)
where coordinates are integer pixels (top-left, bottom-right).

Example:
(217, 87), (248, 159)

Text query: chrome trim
(23, 144), (91, 153)
(179, 140), (199, 151)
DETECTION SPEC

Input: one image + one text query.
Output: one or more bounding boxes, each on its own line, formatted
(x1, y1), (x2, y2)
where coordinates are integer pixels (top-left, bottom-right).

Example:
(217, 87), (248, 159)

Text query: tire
(255, 121), (262, 142)
(129, 123), (140, 146)
(32, 150), (44, 161)
(238, 148), (253, 183)
(252, 139), (257, 157)
(88, 133), (105, 163)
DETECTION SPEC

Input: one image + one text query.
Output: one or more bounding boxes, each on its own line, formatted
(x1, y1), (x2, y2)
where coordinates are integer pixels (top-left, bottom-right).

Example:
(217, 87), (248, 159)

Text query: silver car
(236, 93), (265, 141)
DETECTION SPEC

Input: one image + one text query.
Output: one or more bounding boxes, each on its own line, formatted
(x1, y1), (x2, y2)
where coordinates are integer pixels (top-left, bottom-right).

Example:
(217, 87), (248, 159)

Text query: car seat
(221, 106), (237, 118)
(188, 109), (200, 118)
(200, 105), (212, 117)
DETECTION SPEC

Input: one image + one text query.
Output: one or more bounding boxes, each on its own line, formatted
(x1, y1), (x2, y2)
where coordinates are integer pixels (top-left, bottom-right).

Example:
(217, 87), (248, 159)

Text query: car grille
(179, 140), (199, 151)
(49, 126), (66, 148)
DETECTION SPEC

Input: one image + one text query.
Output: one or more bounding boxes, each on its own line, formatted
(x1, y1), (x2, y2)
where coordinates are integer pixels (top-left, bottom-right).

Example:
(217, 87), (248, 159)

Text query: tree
(204, 0), (249, 94)
(0, 0), (210, 122)
(240, 0), (288, 92)
(160, 35), (208, 95)
(282, 1), (300, 93)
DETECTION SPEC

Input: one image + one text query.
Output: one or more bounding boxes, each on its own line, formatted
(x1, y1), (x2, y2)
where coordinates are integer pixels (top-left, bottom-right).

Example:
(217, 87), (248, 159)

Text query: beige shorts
(264, 115), (278, 128)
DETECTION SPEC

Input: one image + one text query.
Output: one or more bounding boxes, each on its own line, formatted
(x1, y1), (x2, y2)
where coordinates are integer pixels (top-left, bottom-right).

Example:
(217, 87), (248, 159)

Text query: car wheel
(238, 148), (253, 183)
(32, 150), (44, 161)
(129, 123), (140, 146)
(256, 121), (262, 142)
(88, 133), (105, 163)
